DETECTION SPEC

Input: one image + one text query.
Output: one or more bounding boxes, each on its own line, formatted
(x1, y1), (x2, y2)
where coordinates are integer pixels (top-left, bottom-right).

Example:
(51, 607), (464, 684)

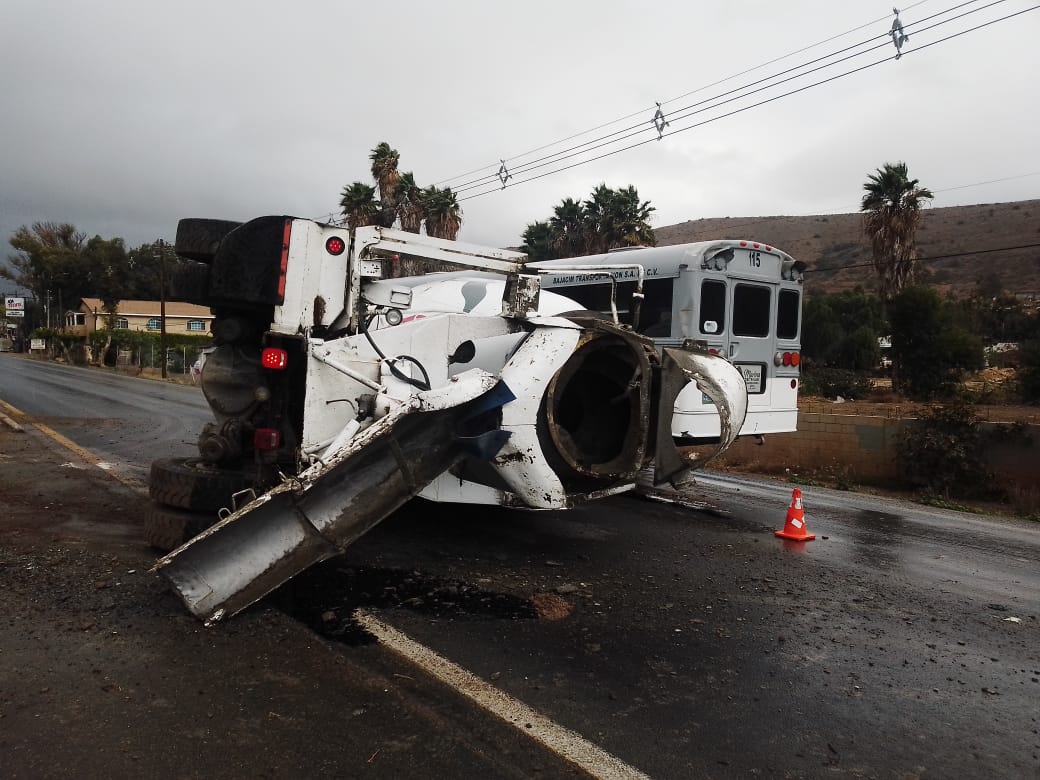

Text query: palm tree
(520, 221), (554, 262)
(549, 197), (588, 257)
(339, 182), (380, 231)
(422, 186), (463, 240)
(534, 185), (656, 259)
(394, 171), (424, 234)
(369, 142), (401, 228)
(605, 185), (656, 249)
(861, 162), (933, 301)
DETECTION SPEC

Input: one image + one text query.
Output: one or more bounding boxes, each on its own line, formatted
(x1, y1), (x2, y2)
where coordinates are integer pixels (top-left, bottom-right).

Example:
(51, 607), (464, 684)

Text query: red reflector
(765, 245), (772, 251)
(278, 219), (291, 299)
(791, 379), (797, 389)
(709, 348), (719, 355)
(326, 236), (346, 256)
(254, 429), (280, 450)
(753, 243), (760, 249)
(261, 348), (288, 370)
(790, 352), (801, 367)
(739, 241), (747, 247)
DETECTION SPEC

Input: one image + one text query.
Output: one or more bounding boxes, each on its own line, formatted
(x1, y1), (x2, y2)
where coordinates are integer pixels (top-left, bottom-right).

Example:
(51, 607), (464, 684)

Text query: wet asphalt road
(0, 357), (203, 485)
(3, 356), (1038, 778)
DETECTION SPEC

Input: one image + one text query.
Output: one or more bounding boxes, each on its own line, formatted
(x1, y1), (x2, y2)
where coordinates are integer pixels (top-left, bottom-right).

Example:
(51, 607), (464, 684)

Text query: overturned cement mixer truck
(148, 216), (800, 623)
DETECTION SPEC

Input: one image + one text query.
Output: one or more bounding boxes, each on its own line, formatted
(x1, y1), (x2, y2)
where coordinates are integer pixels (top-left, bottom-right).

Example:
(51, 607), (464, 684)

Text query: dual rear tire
(144, 457), (255, 552)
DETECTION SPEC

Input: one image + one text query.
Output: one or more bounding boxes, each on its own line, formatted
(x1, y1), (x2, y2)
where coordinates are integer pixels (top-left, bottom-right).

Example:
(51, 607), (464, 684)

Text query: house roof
(79, 298), (213, 318)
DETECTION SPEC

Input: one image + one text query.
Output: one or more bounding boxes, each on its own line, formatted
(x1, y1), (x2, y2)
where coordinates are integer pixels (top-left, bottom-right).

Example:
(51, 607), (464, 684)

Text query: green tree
(339, 182), (380, 231)
(422, 185), (463, 240)
(4, 222), (88, 326)
(81, 236), (130, 317)
(1020, 338), (1040, 403)
(861, 162), (933, 301)
(889, 286), (984, 400)
(801, 296), (844, 366)
(124, 241), (186, 301)
(1018, 313), (1040, 403)
(800, 289), (884, 370)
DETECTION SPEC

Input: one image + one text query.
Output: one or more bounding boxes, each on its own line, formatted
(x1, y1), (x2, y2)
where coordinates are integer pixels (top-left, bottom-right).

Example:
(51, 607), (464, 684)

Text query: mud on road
(0, 424), (582, 779)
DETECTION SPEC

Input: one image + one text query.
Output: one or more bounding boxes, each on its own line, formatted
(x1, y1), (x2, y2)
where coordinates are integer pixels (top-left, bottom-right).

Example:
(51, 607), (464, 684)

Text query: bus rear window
(732, 284), (770, 337)
(699, 280), (726, 334)
(777, 289), (800, 339)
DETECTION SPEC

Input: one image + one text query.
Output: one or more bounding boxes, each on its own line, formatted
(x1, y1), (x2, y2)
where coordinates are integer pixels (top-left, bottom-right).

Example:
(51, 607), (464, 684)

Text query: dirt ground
(0, 422), (575, 779)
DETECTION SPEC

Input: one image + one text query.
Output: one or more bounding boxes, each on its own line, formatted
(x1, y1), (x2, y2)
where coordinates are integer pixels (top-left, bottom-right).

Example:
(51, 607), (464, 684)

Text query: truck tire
(175, 218), (242, 263)
(144, 502), (215, 553)
(169, 261), (211, 306)
(149, 457), (255, 513)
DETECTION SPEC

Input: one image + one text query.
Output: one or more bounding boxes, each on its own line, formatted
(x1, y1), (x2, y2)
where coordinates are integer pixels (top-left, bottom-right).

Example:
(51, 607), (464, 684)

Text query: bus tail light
(253, 428), (281, 450)
(261, 348), (288, 370)
(774, 351), (801, 367)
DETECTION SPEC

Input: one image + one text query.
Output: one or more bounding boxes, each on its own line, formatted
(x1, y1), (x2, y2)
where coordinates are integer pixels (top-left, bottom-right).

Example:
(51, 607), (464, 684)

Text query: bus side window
(777, 289), (800, 339)
(637, 278), (675, 337)
(732, 283), (771, 337)
(700, 280), (726, 335)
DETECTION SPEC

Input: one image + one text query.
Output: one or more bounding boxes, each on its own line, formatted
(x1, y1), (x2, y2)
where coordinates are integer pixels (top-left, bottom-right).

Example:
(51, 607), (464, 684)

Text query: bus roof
(529, 239), (797, 279)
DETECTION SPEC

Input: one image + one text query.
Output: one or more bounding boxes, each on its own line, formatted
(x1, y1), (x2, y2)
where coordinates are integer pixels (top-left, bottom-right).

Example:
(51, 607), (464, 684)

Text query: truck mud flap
(653, 348), (748, 486)
(154, 371), (512, 624)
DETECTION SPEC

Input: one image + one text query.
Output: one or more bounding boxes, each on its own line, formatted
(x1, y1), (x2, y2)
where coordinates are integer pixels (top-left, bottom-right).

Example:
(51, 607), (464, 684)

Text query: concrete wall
(716, 403), (1039, 491)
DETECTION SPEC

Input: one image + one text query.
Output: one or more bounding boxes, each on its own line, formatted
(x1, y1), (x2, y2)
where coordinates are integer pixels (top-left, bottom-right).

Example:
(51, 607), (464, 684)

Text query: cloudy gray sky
(2, 0), (1038, 284)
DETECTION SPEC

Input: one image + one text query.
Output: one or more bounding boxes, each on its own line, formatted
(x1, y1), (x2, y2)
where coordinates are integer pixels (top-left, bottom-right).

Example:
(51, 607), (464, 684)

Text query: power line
(449, 0), (1005, 195)
(806, 242), (1040, 274)
(436, 0), (936, 188)
(456, 1), (1033, 201)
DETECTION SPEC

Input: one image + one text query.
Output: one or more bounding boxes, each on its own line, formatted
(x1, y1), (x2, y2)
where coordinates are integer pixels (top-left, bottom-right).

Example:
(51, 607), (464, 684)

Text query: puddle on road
(276, 563), (542, 646)
(853, 509), (903, 528)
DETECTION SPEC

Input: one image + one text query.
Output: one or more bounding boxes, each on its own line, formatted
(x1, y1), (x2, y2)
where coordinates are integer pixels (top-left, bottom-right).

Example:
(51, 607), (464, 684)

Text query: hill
(654, 199), (1040, 299)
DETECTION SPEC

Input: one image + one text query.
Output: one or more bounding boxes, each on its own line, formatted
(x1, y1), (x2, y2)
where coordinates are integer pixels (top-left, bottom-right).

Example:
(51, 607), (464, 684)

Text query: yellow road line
(0, 398), (147, 493)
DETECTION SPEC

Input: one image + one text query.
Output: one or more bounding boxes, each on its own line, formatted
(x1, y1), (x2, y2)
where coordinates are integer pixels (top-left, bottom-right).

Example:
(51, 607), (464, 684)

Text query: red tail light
(789, 352), (801, 367)
(775, 351), (801, 367)
(261, 348), (288, 370)
(254, 428), (281, 450)
(325, 236), (346, 256)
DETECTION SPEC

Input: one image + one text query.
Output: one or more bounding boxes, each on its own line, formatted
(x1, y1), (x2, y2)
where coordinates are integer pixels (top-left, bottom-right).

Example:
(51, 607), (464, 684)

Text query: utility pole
(156, 239), (167, 379)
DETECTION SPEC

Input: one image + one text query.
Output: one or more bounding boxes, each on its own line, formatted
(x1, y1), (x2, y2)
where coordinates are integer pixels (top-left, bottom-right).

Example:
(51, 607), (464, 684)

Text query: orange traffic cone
(775, 488), (815, 541)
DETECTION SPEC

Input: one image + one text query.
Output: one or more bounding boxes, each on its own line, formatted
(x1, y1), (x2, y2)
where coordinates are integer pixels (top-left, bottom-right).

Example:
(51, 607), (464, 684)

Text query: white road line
(355, 610), (651, 780)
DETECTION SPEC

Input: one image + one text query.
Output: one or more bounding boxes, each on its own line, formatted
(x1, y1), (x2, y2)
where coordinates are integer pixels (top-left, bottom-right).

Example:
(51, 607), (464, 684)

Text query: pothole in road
(275, 564), (547, 646)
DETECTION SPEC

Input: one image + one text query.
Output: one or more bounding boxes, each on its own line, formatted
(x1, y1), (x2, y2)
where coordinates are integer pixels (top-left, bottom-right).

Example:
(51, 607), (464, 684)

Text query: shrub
(801, 368), (872, 400)
(897, 400), (1010, 500)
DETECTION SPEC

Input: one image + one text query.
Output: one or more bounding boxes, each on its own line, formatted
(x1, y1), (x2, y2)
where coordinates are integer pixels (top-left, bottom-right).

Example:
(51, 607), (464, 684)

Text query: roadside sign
(6, 309), (24, 318)
(30, 338), (45, 351)
(4, 296), (25, 311)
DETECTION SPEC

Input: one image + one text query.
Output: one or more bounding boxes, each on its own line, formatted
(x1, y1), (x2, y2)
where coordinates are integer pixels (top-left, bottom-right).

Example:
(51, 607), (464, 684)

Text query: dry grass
(655, 199), (1040, 298)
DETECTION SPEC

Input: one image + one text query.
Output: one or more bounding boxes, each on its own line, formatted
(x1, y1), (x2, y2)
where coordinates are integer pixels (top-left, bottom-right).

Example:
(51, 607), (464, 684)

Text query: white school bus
(533, 239), (806, 442)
